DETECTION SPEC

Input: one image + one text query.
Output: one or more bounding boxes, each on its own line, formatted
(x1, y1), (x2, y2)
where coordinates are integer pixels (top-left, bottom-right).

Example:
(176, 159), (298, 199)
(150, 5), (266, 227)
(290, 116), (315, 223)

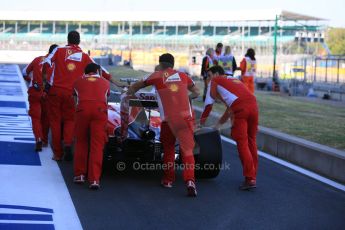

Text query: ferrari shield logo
(163, 71), (169, 80)
(169, 84), (179, 92)
(67, 63), (76, 71)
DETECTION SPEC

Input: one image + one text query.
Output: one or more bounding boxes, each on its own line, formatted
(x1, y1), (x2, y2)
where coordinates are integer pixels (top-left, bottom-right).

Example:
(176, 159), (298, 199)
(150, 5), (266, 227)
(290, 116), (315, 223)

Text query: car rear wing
(120, 78), (139, 85)
(129, 99), (158, 108)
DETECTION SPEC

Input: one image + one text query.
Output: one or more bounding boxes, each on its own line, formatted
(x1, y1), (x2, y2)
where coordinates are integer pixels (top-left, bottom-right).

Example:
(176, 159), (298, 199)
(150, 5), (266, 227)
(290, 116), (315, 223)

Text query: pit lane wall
(0, 64), (82, 230)
(193, 107), (345, 184)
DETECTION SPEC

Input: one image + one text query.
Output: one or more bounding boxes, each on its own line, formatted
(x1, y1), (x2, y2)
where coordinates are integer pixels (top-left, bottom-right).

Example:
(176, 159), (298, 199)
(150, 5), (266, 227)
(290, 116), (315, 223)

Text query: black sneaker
(186, 180), (197, 197)
(239, 180), (257, 191)
(89, 181), (100, 190)
(63, 146), (73, 161)
(35, 140), (43, 152)
(52, 155), (62, 161)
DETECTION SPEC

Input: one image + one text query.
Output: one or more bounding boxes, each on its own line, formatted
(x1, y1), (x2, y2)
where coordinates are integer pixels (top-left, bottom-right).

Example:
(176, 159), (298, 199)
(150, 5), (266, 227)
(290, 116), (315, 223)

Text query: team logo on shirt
(67, 52), (83, 62)
(67, 49), (73, 55)
(67, 63), (76, 71)
(169, 83), (179, 92)
(165, 73), (181, 82)
(87, 77), (97, 82)
(233, 79), (241, 84)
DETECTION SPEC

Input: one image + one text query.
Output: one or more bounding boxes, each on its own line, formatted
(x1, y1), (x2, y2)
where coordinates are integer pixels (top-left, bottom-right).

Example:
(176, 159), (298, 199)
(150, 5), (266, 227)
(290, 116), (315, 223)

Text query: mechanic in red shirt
(43, 31), (122, 161)
(73, 63), (110, 190)
(127, 53), (200, 197)
(200, 65), (259, 190)
(22, 44), (58, 151)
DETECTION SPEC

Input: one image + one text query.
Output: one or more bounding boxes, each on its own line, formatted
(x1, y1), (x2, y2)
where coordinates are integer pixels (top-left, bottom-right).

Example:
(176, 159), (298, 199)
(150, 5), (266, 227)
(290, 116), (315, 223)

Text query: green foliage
(326, 28), (345, 55)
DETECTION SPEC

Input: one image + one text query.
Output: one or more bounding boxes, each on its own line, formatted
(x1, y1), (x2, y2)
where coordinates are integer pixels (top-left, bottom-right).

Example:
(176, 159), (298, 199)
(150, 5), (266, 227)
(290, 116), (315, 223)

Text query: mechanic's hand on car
(213, 121), (232, 131)
(195, 122), (203, 131)
(213, 122), (222, 130)
(33, 82), (41, 91)
(44, 83), (51, 93)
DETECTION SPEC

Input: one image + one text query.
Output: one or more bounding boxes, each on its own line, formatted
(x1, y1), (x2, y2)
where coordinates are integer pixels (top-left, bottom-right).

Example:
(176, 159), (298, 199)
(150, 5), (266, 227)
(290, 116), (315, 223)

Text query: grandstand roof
(0, 9), (326, 22)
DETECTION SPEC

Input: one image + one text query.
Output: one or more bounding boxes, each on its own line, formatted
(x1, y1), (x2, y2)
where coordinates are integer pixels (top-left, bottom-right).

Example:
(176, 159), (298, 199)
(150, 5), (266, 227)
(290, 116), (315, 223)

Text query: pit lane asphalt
(58, 140), (345, 230)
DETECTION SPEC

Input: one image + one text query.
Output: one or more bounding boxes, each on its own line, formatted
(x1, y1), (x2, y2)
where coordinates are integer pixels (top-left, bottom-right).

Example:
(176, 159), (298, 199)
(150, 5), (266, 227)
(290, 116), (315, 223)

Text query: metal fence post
(337, 60), (340, 84)
(314, 58), (317, 82)
(325, 59), (328, 83)
(303, 58), (307, 82)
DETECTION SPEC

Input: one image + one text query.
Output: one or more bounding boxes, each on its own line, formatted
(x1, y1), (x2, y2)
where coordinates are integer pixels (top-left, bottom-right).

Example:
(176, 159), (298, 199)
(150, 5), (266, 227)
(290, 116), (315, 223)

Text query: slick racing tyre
(194, 127), (222, 179)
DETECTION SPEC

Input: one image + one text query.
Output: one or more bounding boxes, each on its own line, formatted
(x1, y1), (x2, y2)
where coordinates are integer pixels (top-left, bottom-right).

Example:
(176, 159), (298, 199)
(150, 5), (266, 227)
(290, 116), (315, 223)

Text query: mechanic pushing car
(73, 63), (110, 190)
(200, 65), (259, 190)
(22, 44), (58, 151)
(43, 31), (124, 161)
(127, 53), (200, 197)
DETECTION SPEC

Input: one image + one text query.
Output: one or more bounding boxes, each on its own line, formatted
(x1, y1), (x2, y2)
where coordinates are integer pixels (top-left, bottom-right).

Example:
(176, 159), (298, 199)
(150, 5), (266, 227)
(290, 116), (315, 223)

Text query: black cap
(159, 53), (174, 68)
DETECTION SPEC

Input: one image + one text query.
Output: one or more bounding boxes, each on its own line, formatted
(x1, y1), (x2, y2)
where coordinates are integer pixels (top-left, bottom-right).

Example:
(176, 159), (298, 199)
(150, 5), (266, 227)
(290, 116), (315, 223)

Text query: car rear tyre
(194, 127), (222, 179)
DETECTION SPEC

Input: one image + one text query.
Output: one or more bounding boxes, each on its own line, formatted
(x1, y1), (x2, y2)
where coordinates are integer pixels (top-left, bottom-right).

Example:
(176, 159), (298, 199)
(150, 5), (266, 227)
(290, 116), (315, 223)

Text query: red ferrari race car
(104, 80), (222, 178)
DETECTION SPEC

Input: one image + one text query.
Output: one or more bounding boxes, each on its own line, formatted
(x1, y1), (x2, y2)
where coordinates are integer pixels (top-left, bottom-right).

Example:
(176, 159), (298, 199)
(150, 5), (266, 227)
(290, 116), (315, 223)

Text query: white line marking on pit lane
(15, 64), (30, 109)
(220, 135), (345, 192)
(0, 220), (54, 224)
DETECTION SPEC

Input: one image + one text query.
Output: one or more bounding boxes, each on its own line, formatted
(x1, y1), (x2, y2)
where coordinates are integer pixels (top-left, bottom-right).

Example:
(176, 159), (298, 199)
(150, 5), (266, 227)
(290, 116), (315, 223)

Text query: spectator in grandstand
(240, 48), (257, 94)
(127, 53), (200, 197)
(201, 48), (215, 101)
(218, 46), (238, 76)
(213, 42), (223, 64)
(43, 31), (122, 161)
(22, 44), (57, 152)
(73, 63), (110, 190)
(200, 65), (258, 191)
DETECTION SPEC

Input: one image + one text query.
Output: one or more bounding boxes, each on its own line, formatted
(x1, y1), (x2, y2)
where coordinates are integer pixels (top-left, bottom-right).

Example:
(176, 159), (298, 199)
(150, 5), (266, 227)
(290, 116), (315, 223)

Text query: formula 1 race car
(104, 81), (222, 178)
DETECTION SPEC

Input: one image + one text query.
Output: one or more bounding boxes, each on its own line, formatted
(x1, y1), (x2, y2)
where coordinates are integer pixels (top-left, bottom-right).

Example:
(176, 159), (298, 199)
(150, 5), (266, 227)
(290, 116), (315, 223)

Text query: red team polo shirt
(201, 76), (256, 124)
(73, 74), (110, 106)
(44, 45), (111, 91)
(23, 56), (46, 88)
(143, 68), (194, 121)
(208, 76), (255, 107)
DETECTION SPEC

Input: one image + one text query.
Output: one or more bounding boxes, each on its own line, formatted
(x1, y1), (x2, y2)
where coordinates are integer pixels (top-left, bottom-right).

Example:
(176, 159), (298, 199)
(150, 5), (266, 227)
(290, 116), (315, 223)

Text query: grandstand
(0, 9), (328, 77)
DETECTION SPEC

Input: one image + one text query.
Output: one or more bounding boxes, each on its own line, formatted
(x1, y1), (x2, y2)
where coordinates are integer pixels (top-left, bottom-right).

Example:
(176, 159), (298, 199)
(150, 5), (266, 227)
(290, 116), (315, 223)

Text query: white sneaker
(186, 180), (197, 197)
(161, 180), (173, 188)
(73, 175), (85, 184)
(89, 181), (100, 190)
